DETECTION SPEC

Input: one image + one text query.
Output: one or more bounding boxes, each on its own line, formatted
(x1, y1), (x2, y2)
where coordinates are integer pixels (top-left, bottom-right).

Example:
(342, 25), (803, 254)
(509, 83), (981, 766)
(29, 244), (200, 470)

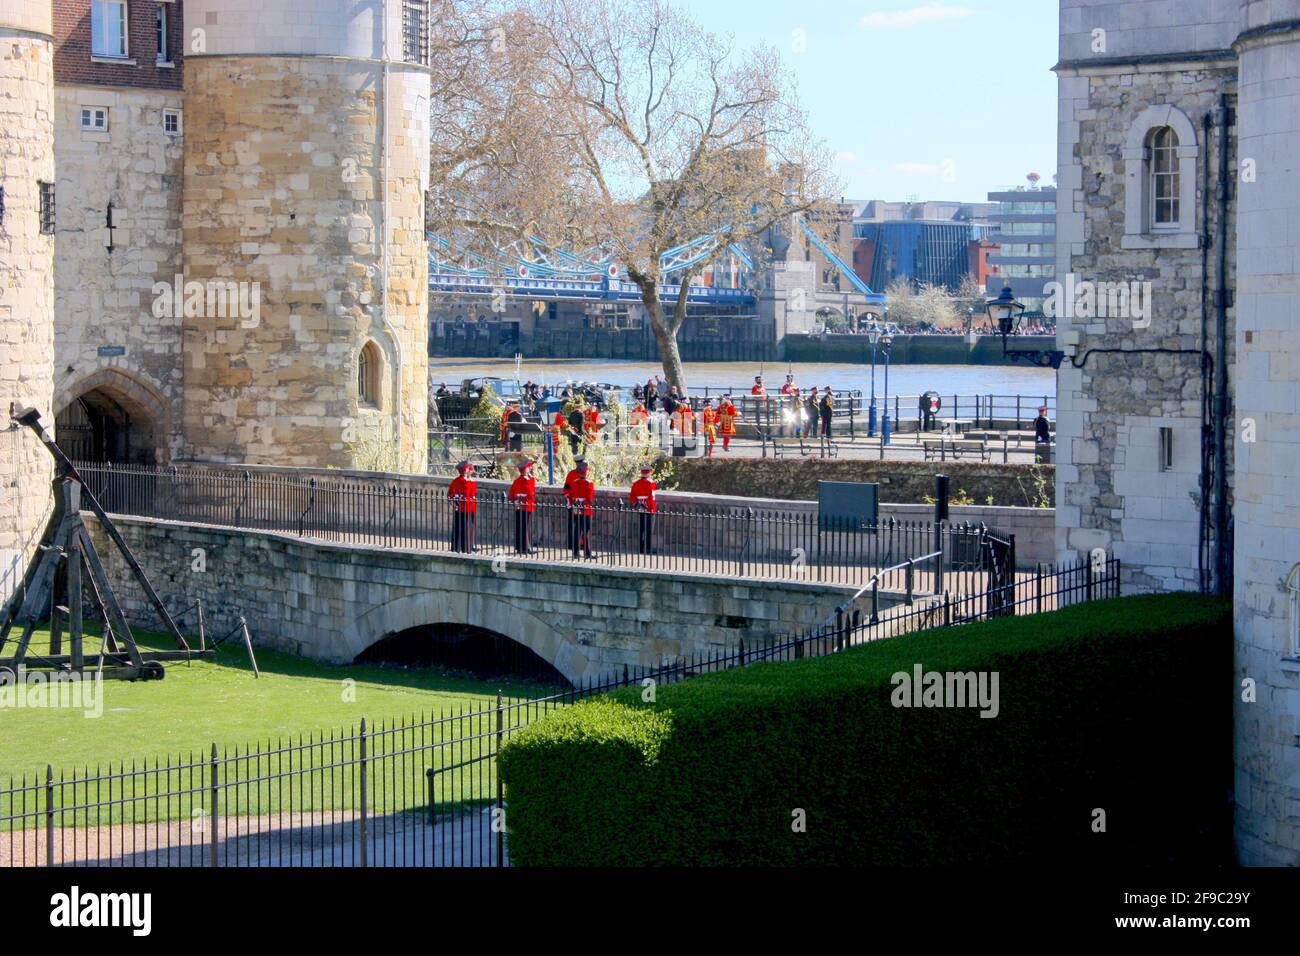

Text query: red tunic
(751, 384), (766, 396)
(448, 475), (478, 513)
(565, 477), (596, 516)
(629, 478), (658, 514)
(509, 475), (536, 512)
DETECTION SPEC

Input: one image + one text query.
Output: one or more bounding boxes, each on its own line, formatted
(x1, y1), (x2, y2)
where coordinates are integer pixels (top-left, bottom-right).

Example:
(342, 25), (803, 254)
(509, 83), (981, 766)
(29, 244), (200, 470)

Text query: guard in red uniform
(718, 395), (740, 451)
(509, 460), (537, 554)
(448, 460), (477, 553)
(565, 461), (595, 558)
(563, 458), (586, 551)
(751, 376), (766, 396)
(629, 465), (658, 555)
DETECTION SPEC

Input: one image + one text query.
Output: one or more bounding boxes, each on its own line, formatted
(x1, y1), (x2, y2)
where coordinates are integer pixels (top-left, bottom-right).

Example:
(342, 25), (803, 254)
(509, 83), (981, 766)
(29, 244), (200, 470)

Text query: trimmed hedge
(498, 595), (1232, 866)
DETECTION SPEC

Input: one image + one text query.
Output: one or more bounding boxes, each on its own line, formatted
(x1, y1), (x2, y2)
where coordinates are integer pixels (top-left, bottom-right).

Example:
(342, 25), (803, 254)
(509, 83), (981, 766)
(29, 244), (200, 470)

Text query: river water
(429, 358), (1056, 401)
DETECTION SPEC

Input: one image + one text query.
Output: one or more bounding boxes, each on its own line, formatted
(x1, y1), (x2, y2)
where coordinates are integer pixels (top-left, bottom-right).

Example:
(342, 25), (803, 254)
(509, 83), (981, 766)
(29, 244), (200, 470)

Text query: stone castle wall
(1231, 8), (1300, 867)
(53, 85), (185, 461)
(0, 16), (56, 601)
(181, 56), (428, 470)
(1054, 61), (1237, 592)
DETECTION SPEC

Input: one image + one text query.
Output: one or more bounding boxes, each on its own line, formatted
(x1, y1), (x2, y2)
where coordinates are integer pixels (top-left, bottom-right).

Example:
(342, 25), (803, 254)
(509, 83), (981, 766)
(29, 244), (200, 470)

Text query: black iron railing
(74, 462), (996, 592)
(0, 554), (1119, 868)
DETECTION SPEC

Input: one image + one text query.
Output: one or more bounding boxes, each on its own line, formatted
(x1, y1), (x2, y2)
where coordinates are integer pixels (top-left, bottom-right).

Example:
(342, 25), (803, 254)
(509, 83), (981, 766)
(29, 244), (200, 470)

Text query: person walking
(718, 394), (740, 452)
(566, 461), (596, 558)
(819, 388), (835, 439)
(629, 465), (658, 555)
(702, 399), (718, 458)
(448, 460), (478, 553)
(509, 459), (537, 554)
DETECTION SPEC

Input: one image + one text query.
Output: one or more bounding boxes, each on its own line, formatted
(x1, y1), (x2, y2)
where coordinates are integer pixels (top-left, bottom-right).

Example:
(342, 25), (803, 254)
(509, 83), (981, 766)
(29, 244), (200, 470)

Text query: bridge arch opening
(354, 623), (572, 688)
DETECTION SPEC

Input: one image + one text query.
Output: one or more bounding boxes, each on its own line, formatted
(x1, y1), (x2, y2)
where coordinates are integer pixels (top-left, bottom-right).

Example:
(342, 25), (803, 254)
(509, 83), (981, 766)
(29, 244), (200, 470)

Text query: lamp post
(864, 316), (881, 437)
(880, 332), (894, 449)
(987, 284), (1065, 369)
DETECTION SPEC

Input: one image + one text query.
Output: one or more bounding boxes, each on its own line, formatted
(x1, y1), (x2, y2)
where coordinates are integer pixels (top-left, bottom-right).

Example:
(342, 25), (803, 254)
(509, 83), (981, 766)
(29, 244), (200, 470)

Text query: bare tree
(521, 0), (839, 390)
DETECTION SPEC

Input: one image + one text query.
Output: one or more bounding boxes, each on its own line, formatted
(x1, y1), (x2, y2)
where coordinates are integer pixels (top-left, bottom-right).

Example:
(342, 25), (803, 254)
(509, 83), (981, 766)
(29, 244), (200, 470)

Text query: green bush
(499, 594), (1232, 866)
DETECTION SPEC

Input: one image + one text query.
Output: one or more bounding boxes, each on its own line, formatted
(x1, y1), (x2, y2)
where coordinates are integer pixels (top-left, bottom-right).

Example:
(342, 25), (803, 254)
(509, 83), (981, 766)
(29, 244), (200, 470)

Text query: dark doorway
(356, 623), (570, 688)
(55, 390), (158, 464)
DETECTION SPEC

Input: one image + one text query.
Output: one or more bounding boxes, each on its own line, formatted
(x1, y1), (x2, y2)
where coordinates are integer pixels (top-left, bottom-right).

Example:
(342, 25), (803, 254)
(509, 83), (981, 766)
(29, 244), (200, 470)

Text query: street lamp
(987, 284), (1065, 369)
(864, 315), (881, 437)
(880, 331), (894, 449)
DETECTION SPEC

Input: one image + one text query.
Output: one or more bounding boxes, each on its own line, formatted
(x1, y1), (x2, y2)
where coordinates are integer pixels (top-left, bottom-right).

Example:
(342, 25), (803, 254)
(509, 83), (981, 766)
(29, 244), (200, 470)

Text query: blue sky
(688, 0), (1060, 204)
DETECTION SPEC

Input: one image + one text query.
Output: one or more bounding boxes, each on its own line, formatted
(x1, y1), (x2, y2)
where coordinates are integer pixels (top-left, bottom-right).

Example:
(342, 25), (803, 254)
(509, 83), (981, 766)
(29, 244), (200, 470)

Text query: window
(1148, 127), (1180, 229)
(39, 182), (55, 235)
(1123, 105), (1198, 249)
(1158, 427), (1174, 472)
(358, 341), (382, 408)
(81, 107), (109, 132)
(156, 3), (170, 63)
(402, 1), (429, 64)
(163, 108), (181, 135)
(92, 0), (129, 58)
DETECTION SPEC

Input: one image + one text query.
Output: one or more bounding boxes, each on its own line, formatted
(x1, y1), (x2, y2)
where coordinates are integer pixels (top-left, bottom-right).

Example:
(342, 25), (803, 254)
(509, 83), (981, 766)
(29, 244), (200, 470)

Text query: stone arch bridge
(86, 515), (884, 686)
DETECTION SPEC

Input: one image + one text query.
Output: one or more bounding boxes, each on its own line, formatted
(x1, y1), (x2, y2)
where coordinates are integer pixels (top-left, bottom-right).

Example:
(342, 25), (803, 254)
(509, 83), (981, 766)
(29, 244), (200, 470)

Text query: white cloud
(859, 3), (975, 30)
(835, 151), (860, 165)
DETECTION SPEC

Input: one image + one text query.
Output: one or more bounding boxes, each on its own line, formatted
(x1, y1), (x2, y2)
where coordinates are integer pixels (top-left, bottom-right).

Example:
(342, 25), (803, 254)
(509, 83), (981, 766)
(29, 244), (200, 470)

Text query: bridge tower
(181, 0), (430, 470)
(1232, 2), (1300, 867)
(0, 1), (56, 599)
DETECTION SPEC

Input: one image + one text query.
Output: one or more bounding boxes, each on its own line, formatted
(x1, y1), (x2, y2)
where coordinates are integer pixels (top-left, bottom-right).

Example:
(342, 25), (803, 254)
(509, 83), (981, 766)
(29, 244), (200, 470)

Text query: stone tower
(0, 1), (56, 600)
(181, 0), (430, 470)
(1232, 0), (1300, 867)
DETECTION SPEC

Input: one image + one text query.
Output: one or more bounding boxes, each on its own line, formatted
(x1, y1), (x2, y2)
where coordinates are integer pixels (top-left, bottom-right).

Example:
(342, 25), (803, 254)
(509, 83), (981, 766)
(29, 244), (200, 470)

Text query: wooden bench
(921, 439), (990, 462)
(768, 434), (840, 460)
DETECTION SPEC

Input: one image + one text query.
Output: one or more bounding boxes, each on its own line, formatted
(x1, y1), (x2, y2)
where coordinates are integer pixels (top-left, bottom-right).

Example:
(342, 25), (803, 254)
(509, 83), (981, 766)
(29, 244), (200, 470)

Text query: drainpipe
(1212, 94), (1232, 596)
(378, 3), (405, 463)
(1198, 111), (1213, 593)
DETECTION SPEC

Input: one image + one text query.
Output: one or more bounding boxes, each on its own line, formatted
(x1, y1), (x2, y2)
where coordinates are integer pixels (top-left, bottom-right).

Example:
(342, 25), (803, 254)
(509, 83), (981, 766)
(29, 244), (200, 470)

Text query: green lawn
(0, 627), (562, 786)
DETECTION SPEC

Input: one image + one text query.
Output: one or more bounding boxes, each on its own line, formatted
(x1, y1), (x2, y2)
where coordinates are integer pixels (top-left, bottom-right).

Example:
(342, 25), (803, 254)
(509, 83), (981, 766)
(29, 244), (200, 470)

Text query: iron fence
(74, 462), (996, 592)
(0, 554), (1119, 868)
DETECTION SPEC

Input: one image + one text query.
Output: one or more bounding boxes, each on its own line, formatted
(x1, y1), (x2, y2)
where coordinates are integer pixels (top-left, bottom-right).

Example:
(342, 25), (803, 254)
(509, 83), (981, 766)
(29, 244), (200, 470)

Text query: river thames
(429, 358), (1056, 400)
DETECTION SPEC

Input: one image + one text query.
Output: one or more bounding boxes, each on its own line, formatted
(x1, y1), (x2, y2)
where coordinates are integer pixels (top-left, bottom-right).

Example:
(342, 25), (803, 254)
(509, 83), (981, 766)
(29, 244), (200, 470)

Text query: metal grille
(39, 181), (55, 235)
(402, 1), (429, 65)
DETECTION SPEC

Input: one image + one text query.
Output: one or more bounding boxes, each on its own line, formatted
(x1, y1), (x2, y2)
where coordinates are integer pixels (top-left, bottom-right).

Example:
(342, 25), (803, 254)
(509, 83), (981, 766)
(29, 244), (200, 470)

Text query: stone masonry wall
(181, 56), (428, 471)
(1055, 63), (1237, 592)
(670, 457), (1055, 509)
(53, 85), (185, 460)
(0, 20), (56, 602)
(86, 514), (860, 685)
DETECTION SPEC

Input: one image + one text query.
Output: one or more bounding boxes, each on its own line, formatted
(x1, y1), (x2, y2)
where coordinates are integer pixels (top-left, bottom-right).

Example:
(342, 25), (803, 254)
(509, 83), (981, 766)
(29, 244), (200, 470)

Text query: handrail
(816, 548), (943, 634)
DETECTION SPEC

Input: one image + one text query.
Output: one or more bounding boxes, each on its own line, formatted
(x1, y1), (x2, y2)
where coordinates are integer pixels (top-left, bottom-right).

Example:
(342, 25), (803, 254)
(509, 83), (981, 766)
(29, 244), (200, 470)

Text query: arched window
(1147, 126), (1180, 230)
(1122, 105), (1198, 250)
(358, 341), (382, 409)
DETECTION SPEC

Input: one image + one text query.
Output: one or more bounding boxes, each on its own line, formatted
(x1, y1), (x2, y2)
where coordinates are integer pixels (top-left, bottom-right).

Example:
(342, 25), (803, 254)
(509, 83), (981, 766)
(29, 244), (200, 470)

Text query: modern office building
(986, 186), (1056, 313)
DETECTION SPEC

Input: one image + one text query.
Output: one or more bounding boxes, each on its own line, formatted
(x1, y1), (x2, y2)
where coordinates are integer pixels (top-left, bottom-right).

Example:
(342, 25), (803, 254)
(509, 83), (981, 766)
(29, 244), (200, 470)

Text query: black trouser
(514, 509), (532, 553)
(821, 416), (832, 439)
(572, 513), (592, 557)
(452, 512), (475, 553)
(568, 433), (581, 454)
(638, 512), (655, 554)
